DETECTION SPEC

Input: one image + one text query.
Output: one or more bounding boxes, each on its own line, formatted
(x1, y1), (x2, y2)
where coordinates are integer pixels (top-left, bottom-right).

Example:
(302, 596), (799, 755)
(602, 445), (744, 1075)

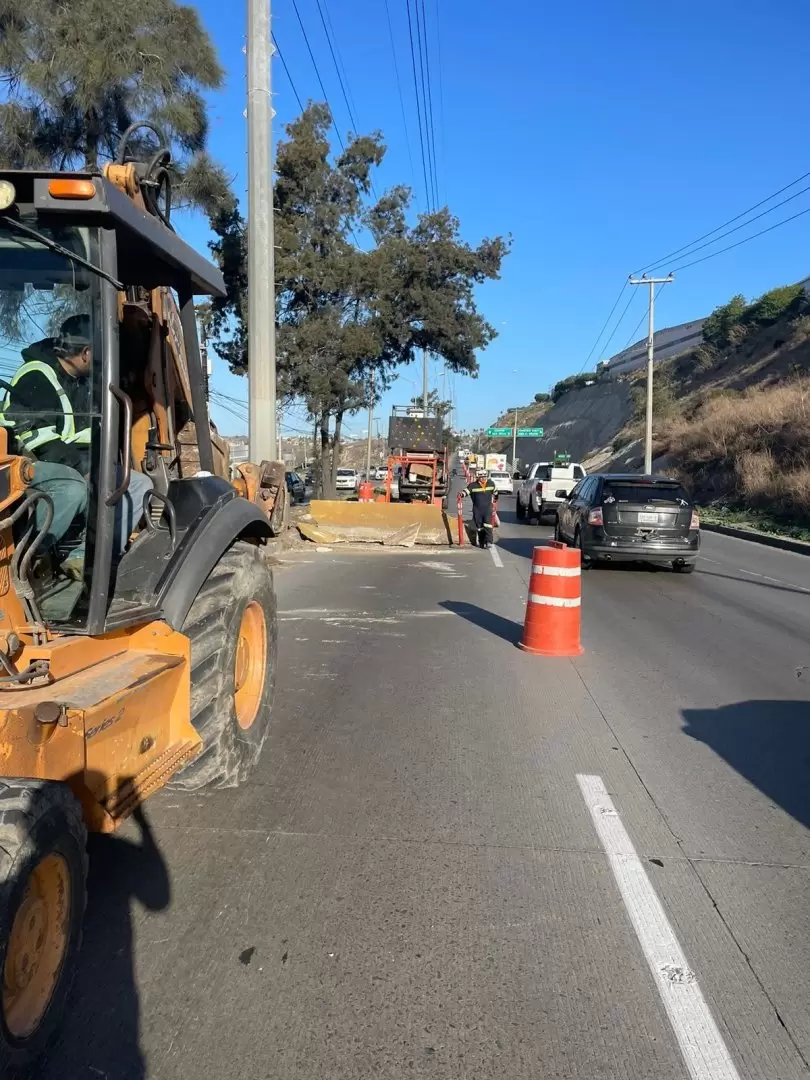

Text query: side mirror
(513, 472), (524, 480)
(555, 489), (569, 499)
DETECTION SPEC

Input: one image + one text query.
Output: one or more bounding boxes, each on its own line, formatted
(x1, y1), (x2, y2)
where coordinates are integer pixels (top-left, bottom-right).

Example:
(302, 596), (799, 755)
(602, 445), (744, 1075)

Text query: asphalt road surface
(38, 497), (810, 1079)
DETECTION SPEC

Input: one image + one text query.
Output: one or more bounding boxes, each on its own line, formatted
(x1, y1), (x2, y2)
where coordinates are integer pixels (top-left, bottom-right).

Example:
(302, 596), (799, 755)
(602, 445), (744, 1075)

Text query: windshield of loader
(0, 225), (102, 624)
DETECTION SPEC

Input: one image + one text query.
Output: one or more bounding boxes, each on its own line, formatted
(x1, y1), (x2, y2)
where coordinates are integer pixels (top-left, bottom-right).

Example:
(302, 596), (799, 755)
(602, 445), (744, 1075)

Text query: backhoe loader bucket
(300, 500), (454, 546)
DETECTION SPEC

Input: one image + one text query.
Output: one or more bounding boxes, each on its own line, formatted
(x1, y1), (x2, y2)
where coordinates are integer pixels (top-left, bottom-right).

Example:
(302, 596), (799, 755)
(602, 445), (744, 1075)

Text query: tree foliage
(534, 392), (551, 403)
(702, 286), (806, 355)
(551, 371), (597, 402)
(0, 0), (231, 214)
(742, 284), (805, 327)
(210, 104), (509, 495)
(702, 294), (746, 349)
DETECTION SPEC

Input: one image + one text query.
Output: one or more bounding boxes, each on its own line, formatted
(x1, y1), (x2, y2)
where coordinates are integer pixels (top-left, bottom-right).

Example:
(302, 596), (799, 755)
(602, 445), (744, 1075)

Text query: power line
(321, 0), (360, 124)
(433, 0), (445, 195)
(633, 167), (810, 276)
(272, 33), (304, 113)
(418, 0), (440, 207)
(641, 181), (810, 275)
(384, 0), (418, 202)
(621, 284), (667, 351)
(290, 0), (346, 152)
(313, 0), (358, 132)
(578, 281), (627, 373)
(669, 204), (810, 274)
(404, 0), (432, 209)
(413, 0), (438, 208)
(597, 289), (638, 363)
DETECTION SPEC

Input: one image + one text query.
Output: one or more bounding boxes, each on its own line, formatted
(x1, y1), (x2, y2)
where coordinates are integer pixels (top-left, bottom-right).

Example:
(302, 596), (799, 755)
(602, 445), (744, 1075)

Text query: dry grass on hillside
(664, 377), (810, 521)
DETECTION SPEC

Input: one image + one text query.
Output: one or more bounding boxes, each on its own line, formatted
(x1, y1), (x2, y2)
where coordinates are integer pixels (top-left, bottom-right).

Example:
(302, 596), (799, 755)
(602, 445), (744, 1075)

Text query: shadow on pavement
(682, 700), (810, 830)
(696, 567), (810, 597)
(495, 533), (552, 560)
(36, 801), (170, 1080)
(440, 600), (523, 645)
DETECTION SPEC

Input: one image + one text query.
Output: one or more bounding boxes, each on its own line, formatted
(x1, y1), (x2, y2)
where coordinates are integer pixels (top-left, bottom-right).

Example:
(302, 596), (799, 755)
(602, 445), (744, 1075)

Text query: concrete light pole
(247, 0), (277, 461)
(628, 274), (674, 474)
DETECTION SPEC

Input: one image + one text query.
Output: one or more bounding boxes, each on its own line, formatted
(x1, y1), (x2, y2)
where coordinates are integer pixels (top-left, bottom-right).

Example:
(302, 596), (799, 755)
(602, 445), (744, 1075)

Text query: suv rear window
(602, 482), (690, 505)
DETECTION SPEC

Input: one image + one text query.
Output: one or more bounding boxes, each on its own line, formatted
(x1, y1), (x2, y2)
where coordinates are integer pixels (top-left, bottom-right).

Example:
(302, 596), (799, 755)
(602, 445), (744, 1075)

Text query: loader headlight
(0, 180), (16, 211)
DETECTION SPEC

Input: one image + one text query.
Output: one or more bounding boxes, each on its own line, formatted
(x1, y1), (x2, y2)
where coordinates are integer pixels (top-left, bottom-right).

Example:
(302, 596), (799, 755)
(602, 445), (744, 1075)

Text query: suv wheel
(575, 528), (590, 569)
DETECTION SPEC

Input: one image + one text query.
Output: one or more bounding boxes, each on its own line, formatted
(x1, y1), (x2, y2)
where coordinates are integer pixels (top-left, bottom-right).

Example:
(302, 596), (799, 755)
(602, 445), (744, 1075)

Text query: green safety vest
(0, 359), (91, 453)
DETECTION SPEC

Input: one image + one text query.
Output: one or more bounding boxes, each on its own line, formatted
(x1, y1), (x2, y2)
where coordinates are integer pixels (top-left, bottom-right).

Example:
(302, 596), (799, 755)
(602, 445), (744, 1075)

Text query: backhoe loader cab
(0, 148), (277, 1067)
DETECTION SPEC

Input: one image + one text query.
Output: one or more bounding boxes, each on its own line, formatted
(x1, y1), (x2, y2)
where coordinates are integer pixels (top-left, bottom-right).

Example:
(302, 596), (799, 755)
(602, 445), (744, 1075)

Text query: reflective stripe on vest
(0, 359), (90, 451)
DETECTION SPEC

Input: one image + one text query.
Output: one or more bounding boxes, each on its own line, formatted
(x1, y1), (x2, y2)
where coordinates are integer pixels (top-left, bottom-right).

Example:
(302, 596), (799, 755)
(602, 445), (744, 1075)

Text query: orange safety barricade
(358, 481), (374, 502)
(518, 541), (583, 656)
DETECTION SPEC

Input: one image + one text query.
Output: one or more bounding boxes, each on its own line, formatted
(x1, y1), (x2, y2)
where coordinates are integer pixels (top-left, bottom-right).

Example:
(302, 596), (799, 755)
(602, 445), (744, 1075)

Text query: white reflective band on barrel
(531, 565), (580, 577)
(528, 595), (581, 607)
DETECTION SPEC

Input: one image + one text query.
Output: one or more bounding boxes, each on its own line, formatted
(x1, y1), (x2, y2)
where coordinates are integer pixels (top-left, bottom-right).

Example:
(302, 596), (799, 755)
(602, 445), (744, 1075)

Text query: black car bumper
(584, 529), (700, 563)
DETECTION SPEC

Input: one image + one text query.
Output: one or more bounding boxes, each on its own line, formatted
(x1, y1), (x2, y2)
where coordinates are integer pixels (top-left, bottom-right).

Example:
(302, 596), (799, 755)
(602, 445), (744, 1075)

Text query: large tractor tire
(171, 541), (277, 790)
(0, 781), (87, 1071)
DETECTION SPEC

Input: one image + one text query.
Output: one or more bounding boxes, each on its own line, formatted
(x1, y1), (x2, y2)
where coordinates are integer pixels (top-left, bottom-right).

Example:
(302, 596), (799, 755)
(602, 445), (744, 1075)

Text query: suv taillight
(588, 507), (603, 526)
(535, 482), (543, 493)
(690, 510), (700, 530)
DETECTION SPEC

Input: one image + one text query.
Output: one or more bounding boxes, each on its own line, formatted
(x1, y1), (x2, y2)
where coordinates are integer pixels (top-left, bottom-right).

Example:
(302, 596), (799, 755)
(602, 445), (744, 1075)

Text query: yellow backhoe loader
(0, 126), (280, 1067)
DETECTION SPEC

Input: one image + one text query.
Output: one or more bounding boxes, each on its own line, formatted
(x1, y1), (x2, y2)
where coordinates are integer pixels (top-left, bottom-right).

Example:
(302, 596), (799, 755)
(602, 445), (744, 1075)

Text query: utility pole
(365, 371), (375, 477)
(422, 348), (429, 414)
(628, 274), (674, 474)
(247, 0), (276, 461)
(511, 406), (518, 470)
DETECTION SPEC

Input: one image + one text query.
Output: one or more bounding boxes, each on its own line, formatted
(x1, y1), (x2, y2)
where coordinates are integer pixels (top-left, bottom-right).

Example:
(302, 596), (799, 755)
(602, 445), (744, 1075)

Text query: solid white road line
(489, 545), (504, 568)
(577, 774), (741, 1080)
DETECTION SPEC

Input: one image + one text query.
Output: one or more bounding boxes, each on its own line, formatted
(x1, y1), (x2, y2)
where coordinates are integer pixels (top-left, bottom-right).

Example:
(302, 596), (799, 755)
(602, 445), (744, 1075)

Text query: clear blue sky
(187, 0), (810, 439)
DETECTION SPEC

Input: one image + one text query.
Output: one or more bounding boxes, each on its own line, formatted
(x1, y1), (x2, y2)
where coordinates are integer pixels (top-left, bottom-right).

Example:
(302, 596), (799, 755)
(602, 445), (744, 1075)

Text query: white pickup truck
(515, 461), (586, 522)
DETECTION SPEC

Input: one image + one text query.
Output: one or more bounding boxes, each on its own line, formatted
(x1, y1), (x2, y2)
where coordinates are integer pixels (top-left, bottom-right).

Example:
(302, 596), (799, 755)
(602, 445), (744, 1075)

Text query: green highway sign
(517, 427), (544, 437)
(486, 427), (512, 437)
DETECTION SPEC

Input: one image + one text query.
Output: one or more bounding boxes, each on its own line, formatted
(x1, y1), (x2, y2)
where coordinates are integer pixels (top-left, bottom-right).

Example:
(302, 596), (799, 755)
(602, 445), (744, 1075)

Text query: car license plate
(638, 511), (659, 524)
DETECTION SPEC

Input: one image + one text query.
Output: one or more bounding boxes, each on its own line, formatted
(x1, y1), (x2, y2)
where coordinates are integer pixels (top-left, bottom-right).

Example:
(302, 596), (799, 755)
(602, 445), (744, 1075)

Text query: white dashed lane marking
(489, 545), (504, 568)
(699, 555), (810, 593)
(577, 774), (741, 1080)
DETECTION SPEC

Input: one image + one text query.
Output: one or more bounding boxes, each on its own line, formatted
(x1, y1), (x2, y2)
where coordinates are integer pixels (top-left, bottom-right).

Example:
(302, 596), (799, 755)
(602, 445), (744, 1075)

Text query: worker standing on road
(462, 468), (499, 549)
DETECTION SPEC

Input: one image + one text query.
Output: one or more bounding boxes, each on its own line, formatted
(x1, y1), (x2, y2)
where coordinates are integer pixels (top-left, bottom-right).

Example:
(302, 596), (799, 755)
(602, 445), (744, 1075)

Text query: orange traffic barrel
(518, 541), (583, 656)
(358, 481), (374, 502)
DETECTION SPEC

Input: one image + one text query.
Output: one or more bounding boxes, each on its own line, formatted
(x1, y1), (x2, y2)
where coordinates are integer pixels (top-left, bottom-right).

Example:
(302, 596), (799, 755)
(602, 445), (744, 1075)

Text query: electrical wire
(384, 0), (419, 203)
(621, 284), (667, 352)
(668, 205), (810, 274)
(414, 0), (438, 208)
(405, 0), (432, 209)
(632, 167), (810, 276)
(578, 281), (628, 373)
(273, 33), (304, 113)
(433, 0), (445, 194)
(314, 0), (358, 132)
(322, 0), (360, 125)
(419, 0), (440, 208)
(597, 289), (638, 363)
(290, 0), (346, 152)
(640, 181), (810, 275)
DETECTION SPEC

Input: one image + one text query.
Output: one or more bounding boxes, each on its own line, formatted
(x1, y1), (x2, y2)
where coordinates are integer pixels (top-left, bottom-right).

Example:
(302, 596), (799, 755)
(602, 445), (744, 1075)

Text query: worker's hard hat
(476, 468), (488, 478)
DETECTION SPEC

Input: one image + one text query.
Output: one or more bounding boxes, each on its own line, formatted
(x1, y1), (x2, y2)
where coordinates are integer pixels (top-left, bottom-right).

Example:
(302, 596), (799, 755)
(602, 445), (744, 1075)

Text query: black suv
(554, 473), (700, 572)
